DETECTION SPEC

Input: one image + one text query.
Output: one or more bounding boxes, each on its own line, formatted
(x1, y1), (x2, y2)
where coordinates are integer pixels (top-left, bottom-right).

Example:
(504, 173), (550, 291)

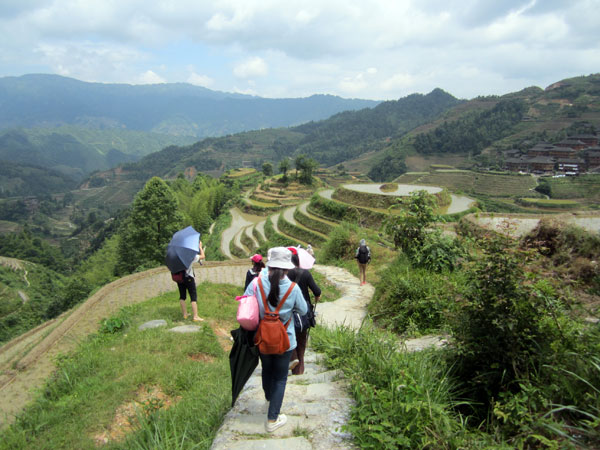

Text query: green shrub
(369, 255), (460, 334)
(450, 231), (565, 413)
(311, 325), (496, 449)
(319, 222), (360, 263)
(410, 231), (466, 272)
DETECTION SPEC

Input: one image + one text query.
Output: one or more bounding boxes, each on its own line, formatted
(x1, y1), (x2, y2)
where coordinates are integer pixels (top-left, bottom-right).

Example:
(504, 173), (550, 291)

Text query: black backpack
(357, 245), (370, 264)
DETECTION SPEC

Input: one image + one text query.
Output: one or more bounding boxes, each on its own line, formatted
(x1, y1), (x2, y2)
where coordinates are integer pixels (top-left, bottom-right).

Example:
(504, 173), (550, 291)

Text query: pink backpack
(236, 278), (259, 330)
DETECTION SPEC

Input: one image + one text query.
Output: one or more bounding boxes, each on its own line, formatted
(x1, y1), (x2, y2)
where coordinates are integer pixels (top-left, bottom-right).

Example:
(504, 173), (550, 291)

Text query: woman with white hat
(242, 246), (307, 432)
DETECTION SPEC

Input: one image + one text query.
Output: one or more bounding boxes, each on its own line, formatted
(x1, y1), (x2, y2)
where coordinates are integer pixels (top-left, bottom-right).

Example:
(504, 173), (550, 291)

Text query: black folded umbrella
(229, 327), (259, 407)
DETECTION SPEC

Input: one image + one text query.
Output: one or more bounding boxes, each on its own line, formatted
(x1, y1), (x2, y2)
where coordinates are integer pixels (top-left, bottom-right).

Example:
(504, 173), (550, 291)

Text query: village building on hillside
(503, 133), (599, 175)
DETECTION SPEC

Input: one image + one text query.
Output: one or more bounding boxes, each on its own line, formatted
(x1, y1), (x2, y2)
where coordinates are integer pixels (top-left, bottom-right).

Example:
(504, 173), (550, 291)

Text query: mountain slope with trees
(0, 74), (379, 137)
(366, 73), (600, 180)
(107, 88), (463, 185)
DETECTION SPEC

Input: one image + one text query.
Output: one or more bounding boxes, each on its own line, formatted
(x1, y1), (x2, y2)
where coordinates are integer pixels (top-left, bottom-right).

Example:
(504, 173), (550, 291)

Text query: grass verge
(0, 282), (241, 449)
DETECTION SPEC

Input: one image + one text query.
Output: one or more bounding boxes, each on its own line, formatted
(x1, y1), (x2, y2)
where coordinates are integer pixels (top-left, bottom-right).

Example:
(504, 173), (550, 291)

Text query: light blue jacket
(244, 272), (307, 351)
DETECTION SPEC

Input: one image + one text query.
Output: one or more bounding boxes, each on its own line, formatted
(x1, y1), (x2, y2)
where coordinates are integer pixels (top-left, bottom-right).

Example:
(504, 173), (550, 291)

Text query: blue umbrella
(165, 226), (201, 273)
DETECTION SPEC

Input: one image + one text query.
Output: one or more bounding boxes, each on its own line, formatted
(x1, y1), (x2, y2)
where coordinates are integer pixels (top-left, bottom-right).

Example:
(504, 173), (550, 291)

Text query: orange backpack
(253, 277), (296, 355)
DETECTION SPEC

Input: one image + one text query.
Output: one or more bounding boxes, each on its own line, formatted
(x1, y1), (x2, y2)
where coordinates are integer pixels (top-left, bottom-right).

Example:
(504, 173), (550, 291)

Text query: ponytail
(267, 268), (285, 308)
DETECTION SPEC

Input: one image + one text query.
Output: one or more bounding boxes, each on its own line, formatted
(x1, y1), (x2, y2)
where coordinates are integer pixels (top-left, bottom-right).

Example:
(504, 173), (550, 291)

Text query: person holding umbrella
(165, 226), (206, 321)
(179, 240), (205, 321)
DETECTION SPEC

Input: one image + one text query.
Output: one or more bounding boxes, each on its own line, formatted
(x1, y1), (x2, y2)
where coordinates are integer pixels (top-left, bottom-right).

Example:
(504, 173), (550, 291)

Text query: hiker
(306, 244), (314, 258)
(245, 253), (265, 290)
(287, 247), (320, 375)
(355, 239), (371, 286)
(178, 240), (206, 321)
(243, 247), (306, 432)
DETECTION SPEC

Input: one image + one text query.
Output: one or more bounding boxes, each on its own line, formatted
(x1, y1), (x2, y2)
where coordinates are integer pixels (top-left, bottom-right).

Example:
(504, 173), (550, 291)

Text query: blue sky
(0, 0), (598, 100)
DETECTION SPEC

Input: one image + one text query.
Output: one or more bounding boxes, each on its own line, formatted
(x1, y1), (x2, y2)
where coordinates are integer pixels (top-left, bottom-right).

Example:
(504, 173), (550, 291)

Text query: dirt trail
(0, 260), (249, 428)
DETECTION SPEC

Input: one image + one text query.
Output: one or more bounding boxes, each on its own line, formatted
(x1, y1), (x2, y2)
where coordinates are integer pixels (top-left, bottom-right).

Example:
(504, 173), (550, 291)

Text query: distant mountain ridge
(0, 74), (380, 137)
(113, 88), (463, 183)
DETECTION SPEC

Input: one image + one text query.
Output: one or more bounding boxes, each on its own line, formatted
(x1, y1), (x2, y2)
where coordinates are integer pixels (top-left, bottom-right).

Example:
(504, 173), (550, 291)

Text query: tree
(116, 177), (184, 274)
(262, 162), (273, 176)
(297, 156), (319, 184)
(383, 190), (437, 252)
(279, 158), (290, 181)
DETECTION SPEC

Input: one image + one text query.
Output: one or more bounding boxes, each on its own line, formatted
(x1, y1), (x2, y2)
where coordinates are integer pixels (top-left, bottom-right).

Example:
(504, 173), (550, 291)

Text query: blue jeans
(260, 350), (292, 420)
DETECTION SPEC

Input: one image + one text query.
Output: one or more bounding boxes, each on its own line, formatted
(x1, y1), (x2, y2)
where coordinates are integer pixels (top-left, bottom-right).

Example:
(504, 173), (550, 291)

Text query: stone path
(211, 264), (374, 449)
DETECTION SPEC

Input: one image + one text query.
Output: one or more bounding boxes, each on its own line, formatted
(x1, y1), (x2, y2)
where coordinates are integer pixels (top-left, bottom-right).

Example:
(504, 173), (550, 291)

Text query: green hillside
(366, 73), (600, 179)
(0, 74), (379, 137)
(0, 127), (197, 181)
(101, 88), (463, 185)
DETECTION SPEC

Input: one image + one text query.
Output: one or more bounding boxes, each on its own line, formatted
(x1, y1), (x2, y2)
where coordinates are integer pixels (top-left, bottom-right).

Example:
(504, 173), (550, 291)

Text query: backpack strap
(257, 278), (296, 329)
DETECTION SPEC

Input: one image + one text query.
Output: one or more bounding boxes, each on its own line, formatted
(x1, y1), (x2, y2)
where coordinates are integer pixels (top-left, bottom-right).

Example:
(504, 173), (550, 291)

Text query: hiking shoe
(289, 359), (300, 371)
(265, 414), (287, 432)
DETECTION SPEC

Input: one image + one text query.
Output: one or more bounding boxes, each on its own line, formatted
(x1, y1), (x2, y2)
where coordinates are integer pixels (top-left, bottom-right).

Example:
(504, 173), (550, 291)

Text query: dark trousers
(291, 329), (308, 375)
(260, 350), (292, 420)
(177, 276), (197, 302)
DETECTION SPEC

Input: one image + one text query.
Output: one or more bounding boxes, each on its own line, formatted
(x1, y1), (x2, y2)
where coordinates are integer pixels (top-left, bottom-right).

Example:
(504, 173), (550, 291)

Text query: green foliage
(45, 278), (93, 319)
(0, 227), (69, 273)
(293, 154), (319, 184)
(368, 154), (408, 182)
(384, 190), (437, 252)
(170, 174), (237, 236)
(319, 222), (360, 263)
(0, 261), (67, 343)
(99, 308), (133, 334)
(261, 161), (273, 176)
(311, 325), (495, 449)
(116, 177), (185, 275)
(294, 88), (463, 166)
(411, 231), (466, 273)
(0, 286), (238, 449)
(278, 158), (290, 180)
(413, 99), (526, 155)
(0, 159), (77, 198)
(369, 254), (462, 334)
(450, 231), (563, 411)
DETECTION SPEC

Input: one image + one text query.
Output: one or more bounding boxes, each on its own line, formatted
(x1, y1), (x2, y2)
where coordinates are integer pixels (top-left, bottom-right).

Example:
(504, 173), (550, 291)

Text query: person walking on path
(244, 253), (265, 290)
(287, 247), (320, 375)
(178, 240), (206, 321)
(242, 247), (306, 432)
(355, 239), (371, 286)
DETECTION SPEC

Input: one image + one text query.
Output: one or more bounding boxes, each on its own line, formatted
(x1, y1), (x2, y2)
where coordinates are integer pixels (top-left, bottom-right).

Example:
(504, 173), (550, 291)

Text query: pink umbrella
(297, 247), (315, 269)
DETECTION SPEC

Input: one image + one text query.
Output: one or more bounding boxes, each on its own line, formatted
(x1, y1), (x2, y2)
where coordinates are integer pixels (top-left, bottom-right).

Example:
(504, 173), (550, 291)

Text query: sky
(0, 0), (598, 100)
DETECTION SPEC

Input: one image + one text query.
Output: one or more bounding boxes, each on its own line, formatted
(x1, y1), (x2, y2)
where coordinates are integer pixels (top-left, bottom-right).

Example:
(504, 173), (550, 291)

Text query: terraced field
(221, 184), (476, 259)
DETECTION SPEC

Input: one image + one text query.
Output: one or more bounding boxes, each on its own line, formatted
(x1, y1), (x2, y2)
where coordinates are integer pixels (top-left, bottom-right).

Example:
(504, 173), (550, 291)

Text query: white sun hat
(266, 247), (295, 270)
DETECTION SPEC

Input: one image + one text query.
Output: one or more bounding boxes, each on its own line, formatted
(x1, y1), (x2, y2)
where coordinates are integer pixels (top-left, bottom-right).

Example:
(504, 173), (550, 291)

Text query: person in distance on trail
(287, 247), (320, 375)
(355, 238), (371, 286)
(306, 244), (314, 258)
(245, 253), (265, 290)
(178, 240), (206, 321)
(242, 247), (306, 432)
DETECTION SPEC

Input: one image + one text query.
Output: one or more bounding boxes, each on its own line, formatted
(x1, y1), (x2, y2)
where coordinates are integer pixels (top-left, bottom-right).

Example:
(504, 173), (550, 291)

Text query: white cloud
(1, 1), (599, 99)
(187, 72), (214, 87)
(233, 57), (268, 78)
(137, 70), (166, 84)
(381, 73), (417, 92)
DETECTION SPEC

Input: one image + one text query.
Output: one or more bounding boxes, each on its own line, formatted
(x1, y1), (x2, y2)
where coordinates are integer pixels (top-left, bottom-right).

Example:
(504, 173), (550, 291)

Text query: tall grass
(310, 324), (502, 449)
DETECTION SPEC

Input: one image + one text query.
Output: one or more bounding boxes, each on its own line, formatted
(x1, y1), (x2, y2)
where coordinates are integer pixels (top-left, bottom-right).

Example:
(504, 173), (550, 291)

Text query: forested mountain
(0, 74), (379, 137)
(108, 88), (463, 184)
(0, 127), (197, 183)
(366, 73), (600, 179)
(0, 160), (78, 198)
